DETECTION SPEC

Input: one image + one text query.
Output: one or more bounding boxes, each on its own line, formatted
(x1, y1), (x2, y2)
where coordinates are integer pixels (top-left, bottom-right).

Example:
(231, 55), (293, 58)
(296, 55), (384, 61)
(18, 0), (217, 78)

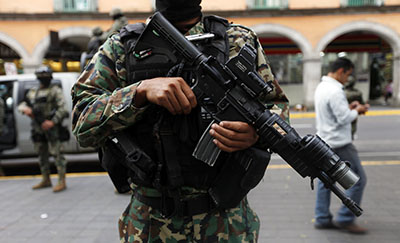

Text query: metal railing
(54, 0), (97, 12)
(342, 0), (384, 7)
(253, 0), (289, 9)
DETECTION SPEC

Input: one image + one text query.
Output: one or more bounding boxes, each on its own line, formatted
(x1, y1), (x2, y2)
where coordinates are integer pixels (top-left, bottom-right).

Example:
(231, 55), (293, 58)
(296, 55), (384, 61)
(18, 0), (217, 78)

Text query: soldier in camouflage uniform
(344, 77), (369, 139)
(71, 0), (289, 242)
(101, 7), (129, 42)
(18, 66), (69, 192)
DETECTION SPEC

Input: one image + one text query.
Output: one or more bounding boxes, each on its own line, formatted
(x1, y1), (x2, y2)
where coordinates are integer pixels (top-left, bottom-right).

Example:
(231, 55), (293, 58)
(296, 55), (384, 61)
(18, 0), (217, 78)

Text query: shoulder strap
(47, 84), (61, 103)
(203, 15), (230, 39)
(119, 23), (146, 40)
(202, 15), (230, 63)
(119, 23), (146, 84)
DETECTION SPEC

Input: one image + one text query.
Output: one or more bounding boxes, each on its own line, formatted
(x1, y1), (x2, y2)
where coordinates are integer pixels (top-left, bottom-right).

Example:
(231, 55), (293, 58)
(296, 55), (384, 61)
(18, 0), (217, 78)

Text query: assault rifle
(133, 12), (363, 216)
(25, 97), (53, 125)
(23, 93), (70, 142)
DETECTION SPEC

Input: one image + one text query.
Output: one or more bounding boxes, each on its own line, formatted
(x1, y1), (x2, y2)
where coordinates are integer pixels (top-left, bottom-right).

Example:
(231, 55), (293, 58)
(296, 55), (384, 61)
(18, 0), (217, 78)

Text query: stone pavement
(1, 159), (400, 243)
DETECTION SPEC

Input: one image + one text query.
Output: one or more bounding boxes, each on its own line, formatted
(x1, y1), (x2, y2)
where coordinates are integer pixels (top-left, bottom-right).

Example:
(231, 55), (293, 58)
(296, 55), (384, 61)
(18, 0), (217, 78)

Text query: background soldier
(72, 0), (289, 241)
(344, 77), (369, 139)
(101, 7), (128, 41)
(18, 66), (69, 192)
(87, 26), (104, 55)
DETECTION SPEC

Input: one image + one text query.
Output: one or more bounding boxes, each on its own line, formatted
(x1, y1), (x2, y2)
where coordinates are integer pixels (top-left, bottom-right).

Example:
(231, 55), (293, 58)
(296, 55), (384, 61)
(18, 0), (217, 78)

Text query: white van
(0, 72), (93, 158)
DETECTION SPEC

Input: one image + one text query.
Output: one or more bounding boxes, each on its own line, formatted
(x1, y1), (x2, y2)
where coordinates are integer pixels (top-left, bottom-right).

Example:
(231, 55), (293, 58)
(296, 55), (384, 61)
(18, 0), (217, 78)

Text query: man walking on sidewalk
(314, 57), (369, 234)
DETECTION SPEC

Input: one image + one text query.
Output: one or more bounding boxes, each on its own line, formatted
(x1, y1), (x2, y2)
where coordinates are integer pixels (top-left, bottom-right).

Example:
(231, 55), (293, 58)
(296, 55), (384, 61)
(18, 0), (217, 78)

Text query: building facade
(1, 0), (400, 107)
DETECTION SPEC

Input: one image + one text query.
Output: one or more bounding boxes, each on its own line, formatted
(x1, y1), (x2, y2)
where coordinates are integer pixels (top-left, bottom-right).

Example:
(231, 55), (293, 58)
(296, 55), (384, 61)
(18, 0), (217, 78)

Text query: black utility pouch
(58, 125), (70, 142)
(31, 132), (47, 142)
(208, 147), (271, 209)
(99, 140), (131, 193)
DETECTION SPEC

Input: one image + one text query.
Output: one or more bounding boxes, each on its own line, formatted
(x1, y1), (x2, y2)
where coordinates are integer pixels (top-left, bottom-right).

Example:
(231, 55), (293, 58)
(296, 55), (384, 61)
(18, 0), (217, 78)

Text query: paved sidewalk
(1, 160), (400, 243)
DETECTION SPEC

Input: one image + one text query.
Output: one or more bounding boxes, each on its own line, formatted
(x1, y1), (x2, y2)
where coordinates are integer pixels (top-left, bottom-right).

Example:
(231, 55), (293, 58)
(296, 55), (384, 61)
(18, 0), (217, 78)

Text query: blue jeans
(315, 143), (367, 225)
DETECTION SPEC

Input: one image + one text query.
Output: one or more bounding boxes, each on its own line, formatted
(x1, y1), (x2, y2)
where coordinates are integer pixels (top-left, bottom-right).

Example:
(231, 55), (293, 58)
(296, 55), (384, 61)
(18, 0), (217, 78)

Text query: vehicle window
(0, 81), (16, 150)
(0, 81), (14, 110)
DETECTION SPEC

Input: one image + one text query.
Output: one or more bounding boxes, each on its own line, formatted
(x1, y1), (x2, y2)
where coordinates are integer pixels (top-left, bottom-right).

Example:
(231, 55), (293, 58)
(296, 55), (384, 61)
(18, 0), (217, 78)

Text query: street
(251, 108), (400, 242)
(0, 108), (399, 242)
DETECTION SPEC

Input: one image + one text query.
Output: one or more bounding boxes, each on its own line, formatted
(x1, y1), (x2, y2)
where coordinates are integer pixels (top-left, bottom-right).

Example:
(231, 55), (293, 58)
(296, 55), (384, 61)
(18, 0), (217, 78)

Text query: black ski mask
(38, 77), (52, 87)
(155, 0), (202, 23)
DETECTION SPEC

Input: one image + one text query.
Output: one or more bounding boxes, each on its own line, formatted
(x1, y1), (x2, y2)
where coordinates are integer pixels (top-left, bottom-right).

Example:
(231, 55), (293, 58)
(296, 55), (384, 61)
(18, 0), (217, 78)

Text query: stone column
(302, 54), (322, 109)
(22, 58), (42, 74)
(393, 54), (400, 106)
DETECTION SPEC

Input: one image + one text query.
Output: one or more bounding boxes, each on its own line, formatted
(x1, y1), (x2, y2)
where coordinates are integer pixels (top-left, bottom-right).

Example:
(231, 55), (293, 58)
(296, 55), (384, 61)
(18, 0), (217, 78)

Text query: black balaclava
(155, 0), (202, 23)
(38, 77), (52, 88)
(35, 66), (53, 88)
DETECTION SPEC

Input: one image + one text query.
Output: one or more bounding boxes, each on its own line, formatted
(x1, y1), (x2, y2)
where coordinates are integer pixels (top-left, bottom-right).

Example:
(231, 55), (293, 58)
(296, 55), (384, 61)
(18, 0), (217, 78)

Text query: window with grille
(54, 0), (97, 12)
(253, 0), (288, 9)
(342, 0), (383, 7)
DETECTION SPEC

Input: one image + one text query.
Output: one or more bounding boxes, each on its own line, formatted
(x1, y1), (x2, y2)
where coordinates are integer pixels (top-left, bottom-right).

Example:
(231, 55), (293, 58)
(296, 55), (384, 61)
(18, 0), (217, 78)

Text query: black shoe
(314, 221), (339, 230)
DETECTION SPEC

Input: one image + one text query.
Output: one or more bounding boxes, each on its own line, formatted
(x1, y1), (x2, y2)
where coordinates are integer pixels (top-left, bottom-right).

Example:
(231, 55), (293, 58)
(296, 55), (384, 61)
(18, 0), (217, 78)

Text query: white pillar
(302, 55), (322, 109)
(393, 54), (400, 106)
(22, 58), (41, 74)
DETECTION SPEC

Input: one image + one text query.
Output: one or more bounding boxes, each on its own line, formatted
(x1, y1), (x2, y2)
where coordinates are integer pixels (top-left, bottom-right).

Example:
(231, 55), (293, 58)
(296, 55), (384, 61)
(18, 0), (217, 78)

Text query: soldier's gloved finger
(213, 139), (241, 153)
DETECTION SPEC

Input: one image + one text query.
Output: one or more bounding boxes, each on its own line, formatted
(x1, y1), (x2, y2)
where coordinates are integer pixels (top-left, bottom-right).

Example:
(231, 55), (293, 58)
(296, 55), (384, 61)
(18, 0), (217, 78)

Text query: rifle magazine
(192, 121), (221, 166)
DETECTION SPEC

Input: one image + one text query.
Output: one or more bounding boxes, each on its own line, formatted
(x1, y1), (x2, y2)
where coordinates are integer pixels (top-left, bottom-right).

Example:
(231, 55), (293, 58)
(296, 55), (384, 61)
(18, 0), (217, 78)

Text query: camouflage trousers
(119, 190), (260, 243)
(34, 140), (67, 176)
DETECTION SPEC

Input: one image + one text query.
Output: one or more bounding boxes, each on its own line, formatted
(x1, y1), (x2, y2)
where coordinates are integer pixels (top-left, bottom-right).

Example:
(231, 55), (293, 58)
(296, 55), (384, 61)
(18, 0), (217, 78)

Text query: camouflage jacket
(18, 84), (68, 133)
(71, 18), (289, 148)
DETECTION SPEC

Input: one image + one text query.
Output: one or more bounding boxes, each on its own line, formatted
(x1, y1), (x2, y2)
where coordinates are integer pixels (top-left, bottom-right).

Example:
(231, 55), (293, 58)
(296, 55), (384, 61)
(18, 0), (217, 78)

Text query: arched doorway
(251, 23), (313, 107)
(316, 21), (400, 106)
(321, 31), (392, 104)
(31, 27), (92, 73)
(259, 35), (303, 84)
(0, 43), (21, 75)
(0, 32), (29, 75)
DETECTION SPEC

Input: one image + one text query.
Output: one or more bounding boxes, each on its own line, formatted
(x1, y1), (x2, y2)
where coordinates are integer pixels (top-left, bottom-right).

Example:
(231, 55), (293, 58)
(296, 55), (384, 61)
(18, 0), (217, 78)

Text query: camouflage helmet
(92, 26), (103, 36)
(35, 66), (53, 80)
(109, 7), (123, 17)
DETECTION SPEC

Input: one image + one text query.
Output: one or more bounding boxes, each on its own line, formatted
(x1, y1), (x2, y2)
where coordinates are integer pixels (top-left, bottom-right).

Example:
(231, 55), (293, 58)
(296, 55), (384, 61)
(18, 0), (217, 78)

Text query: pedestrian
(71, 0), (289, 241)
(314, 58), (369, 234)
(369, 57), (384, 100)
(18, 66), (69, 192)
(384, 79), (393, 105)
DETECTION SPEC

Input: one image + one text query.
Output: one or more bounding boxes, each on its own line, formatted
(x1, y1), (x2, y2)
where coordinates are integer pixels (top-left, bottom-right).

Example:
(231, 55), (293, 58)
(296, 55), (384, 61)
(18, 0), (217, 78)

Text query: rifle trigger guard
(217, 98), (229, 111)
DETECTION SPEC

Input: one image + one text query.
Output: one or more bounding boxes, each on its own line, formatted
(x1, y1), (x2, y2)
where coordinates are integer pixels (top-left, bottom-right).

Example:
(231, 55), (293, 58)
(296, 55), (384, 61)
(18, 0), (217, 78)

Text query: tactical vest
(119, 16), (230, 189)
